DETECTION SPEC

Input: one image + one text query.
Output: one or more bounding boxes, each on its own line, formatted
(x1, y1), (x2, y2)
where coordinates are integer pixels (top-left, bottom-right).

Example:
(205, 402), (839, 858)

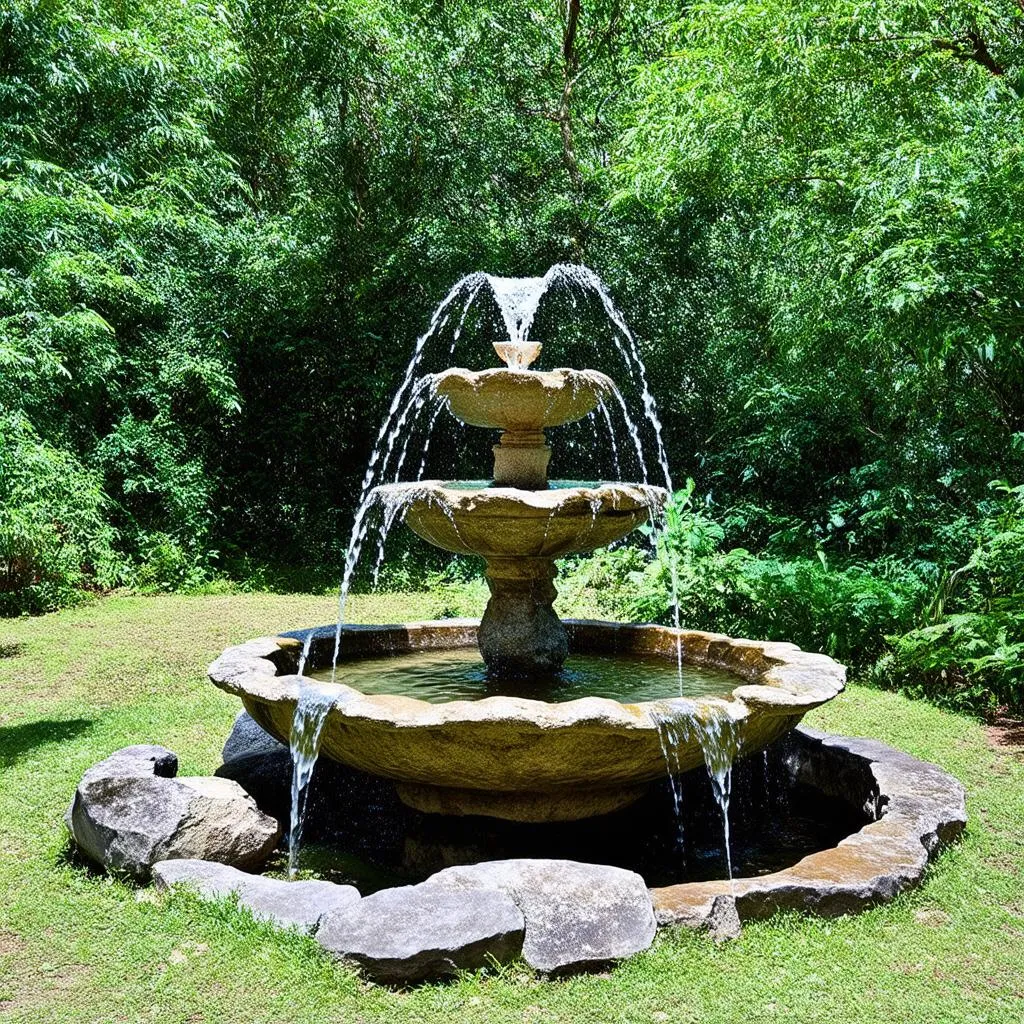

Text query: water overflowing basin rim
(208, 621), (844, 823)
(373, 480), (667, 513)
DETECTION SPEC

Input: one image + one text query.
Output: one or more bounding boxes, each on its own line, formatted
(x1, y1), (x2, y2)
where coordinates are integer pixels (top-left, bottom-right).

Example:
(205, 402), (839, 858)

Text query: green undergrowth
(1, 594), (1023, 1023)
(556, 481), (1024, 717)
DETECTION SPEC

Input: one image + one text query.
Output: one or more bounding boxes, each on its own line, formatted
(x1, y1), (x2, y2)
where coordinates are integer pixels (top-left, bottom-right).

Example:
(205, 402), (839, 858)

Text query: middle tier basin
(432, 367), (615, 432)
(377, 481), (666, 560)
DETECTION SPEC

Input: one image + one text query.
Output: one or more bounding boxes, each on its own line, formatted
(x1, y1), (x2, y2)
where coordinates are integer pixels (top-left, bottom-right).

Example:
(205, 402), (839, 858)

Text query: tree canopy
(2, 0), (1023, 709)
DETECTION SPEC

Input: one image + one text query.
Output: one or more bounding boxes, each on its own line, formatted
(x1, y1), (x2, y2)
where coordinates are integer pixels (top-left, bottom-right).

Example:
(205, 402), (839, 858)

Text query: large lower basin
(209, 621), (845, 822)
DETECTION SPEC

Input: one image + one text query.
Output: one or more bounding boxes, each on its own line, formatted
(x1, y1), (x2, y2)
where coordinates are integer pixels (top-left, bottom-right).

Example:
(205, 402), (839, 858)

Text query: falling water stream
(644, 492), (741, 881)
(288, 682), (342, 876)
(653, 699), (743, 880)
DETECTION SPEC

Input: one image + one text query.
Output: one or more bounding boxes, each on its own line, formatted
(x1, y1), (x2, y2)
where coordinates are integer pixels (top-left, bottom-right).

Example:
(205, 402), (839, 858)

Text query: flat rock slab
(152, 859), (359, 933)
(652, 726), (967, 925)
(66, 745), (281, 881)
(425, 858), (657, 974)
(317, 883), (524, 984)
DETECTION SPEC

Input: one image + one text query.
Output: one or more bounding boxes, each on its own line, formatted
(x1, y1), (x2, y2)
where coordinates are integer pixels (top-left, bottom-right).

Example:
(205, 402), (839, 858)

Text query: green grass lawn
(1, 593), (1023, 1023)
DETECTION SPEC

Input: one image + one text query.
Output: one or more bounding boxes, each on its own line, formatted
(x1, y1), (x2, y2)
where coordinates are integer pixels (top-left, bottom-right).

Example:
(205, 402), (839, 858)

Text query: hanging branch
(932, 30), (1005, 77)
(549, 0), (584, 191)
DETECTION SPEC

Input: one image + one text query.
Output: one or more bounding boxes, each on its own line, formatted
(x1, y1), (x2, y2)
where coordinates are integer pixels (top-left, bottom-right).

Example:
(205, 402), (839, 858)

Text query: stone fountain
(209, 272), (845, 824)
(62, 267), (967, 984)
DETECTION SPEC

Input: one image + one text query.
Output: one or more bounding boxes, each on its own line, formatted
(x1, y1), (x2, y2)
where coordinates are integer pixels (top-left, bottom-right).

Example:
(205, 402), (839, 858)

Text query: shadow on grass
(53, 835), (121, 879)
(0, 717), (95, 773)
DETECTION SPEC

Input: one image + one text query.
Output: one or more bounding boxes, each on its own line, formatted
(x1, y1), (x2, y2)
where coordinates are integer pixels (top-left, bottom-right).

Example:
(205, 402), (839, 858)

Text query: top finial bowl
(493, 340), (542, 369)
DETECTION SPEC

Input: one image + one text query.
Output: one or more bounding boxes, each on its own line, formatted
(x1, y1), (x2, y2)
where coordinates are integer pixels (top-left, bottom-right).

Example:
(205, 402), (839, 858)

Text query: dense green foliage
(2, 0), (1023, 710)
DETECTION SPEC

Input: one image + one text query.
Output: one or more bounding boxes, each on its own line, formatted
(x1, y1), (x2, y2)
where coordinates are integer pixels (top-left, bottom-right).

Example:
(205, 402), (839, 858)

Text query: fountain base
(478, 558), (567, 676)
(394, 780), (648, 822)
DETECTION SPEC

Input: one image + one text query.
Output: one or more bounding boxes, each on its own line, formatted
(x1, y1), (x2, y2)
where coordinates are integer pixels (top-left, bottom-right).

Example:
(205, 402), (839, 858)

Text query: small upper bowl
(432, 366), (615, 433)
(493, 340), (542, 369)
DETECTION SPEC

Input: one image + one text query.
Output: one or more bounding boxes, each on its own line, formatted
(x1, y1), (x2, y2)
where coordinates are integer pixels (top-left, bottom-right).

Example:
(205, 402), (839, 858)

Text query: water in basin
(441, 479), (606, 490)
(308, 647), (740, 704)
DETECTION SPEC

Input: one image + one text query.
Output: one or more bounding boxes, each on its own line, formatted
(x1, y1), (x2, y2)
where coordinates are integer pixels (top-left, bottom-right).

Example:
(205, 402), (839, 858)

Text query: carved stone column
(478, 556), (567, 676)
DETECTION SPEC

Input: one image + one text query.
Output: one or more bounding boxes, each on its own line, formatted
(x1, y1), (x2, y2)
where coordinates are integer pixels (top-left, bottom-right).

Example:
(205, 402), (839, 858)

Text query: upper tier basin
(378, 481), (666, 561)
(432, 367), (614, 432)
(208, 620), (846, 823)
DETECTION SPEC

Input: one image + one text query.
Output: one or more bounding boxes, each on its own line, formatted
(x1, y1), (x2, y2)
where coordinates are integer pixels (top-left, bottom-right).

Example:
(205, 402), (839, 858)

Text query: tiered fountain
(381, 347), (659, 677)
(63, 266), (966, 979)
(210, 267), (845, 830)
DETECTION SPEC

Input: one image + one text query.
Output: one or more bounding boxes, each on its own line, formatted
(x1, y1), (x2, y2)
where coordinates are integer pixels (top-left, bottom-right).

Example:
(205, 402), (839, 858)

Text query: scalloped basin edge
(432, 366), (615, 431)
(208, 620), (845, 822)
(377, 482), (666, 560)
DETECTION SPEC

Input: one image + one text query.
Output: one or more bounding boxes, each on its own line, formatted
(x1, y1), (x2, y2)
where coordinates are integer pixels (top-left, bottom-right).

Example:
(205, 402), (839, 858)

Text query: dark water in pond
(308, 648), (739, 704)
(242, 739), (870, 892)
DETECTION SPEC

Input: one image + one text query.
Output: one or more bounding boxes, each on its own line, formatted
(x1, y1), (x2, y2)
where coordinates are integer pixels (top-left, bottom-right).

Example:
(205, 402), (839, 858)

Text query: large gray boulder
(66, 745), (281, 880)
(316, 882), (525, 984)
(425, 859), (657, 974)
(152, 858), (359, 933)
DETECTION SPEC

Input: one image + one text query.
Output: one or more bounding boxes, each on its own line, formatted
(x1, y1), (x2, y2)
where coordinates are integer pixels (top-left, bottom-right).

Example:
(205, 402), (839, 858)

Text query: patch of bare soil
(0, 959), (91, 1015)
(0, 930), (26, 955)
(985, 711), (1024, 759)
(0, 933), (24, 962)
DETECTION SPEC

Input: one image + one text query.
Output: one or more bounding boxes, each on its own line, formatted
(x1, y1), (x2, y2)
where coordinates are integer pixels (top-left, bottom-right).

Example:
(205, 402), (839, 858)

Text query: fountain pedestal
(479, 558), (566, 676)
(491, 431), (550, 490)
(392, 480), (663, 677)
(408, 358), (668, 676)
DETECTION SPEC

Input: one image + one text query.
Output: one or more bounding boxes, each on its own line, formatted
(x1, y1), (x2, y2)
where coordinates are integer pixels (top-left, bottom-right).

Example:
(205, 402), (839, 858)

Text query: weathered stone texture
(153, 858), (359, 933)
(66, 745), (280, 880)
(317, 883), (524, 983)
(426, 858), (657, 973)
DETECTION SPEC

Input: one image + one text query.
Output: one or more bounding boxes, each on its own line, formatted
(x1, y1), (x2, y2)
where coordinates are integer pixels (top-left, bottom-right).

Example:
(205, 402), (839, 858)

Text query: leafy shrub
(0, 412), (123, 613)
(562, 483), (930, 669)
(878, 483), (1024, 713)
(879, 613), (1024, 715)
(131, 534), (217, 594)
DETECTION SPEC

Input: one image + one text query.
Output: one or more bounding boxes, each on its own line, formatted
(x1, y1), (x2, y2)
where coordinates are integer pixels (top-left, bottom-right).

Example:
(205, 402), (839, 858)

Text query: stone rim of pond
(651, 724), (968, 923)
(69, 727), (967, 983)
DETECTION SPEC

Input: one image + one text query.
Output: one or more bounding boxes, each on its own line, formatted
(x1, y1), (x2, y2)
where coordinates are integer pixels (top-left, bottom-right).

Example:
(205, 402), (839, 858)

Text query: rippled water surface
(308, 647), (740, 703)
